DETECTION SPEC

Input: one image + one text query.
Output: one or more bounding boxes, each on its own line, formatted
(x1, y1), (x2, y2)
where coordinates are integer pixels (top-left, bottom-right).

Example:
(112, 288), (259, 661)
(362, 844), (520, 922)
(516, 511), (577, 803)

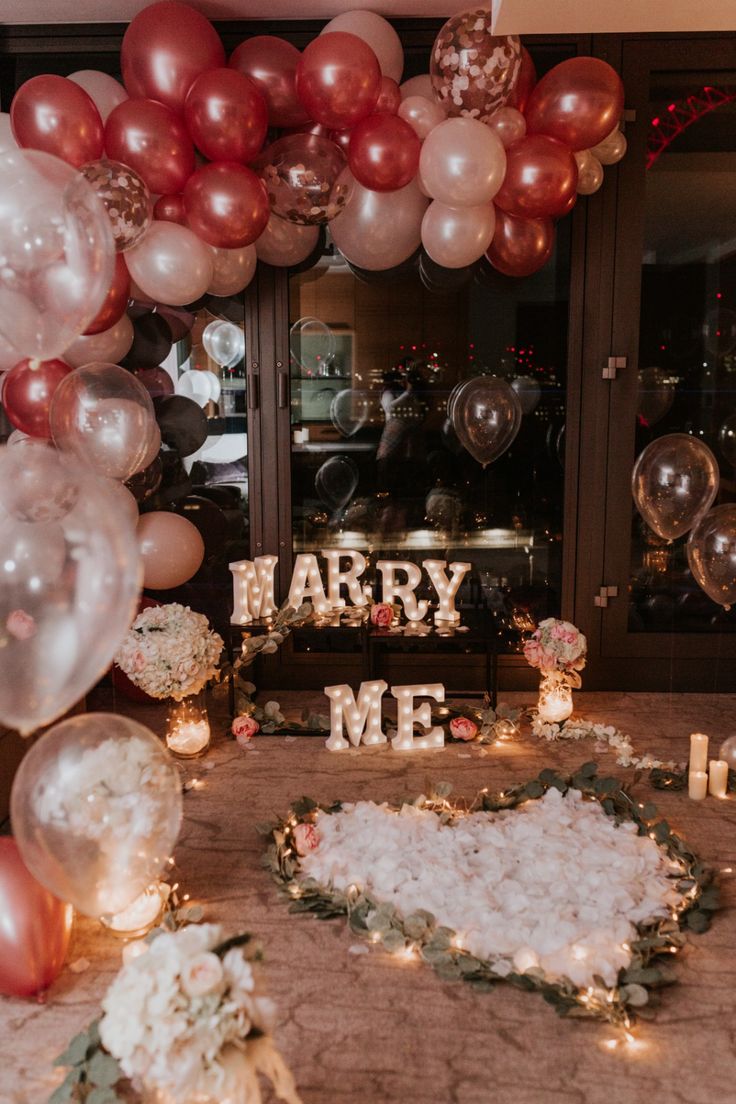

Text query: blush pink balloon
(208, 244), (258, 296)
(229, 35), (309, 129)
(421, 201), (496, 269)
(121, 0), (225, 114)
(68, 70), (128, 122)
(137, 510), (205, 589)
(494, 135), (578, 220)
(125, 221), (213, 307)
(398, 95), (445, 141)
(399, 74), (437, 104)
(420, 118), (506, 207)
(63, 313), (134, 369)
(374, 76), (402, 114)
(320, 11), (404, 83)
(487, 106), (527, 149)
(330, 170), (427, 271)
(256, 215), (319, 267)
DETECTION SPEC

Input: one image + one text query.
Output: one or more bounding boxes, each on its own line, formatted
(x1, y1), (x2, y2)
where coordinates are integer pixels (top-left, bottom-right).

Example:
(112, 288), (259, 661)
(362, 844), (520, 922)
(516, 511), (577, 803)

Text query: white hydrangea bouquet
(52, 924), (301, 1104)
(115, 604), (224, 701)
(523, 617), (587, 688)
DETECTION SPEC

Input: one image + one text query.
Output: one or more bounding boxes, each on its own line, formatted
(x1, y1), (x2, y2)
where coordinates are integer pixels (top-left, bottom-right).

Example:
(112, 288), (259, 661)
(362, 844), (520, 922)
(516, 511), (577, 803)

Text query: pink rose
(370, 602), (393, 628)
(293, 822), (320, 855)
(132, 649), (147, 672)
(232, 715), (259, 743)
(449, 716), (478, 741)
(180, 951), (224, 997)
(6, 609), (36, 641)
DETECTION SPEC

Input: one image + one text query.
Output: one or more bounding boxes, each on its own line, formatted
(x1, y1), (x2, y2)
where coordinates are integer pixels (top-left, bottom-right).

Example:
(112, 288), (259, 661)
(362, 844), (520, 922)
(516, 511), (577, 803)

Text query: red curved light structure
(647, 85), (736, 169)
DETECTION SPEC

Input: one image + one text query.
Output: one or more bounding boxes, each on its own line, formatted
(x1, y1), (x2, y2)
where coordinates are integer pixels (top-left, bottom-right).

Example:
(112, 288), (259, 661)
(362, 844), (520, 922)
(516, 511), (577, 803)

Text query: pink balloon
(229, 35), (309, 129)
(487, 106), (527, 149)
(375, 76), (402, 115)
(398, 95), (445, 141)
(321, 11), (404, 83)
(125, 221), (213, 307)
(63, 313), (134, 369)
(137, 511), (205, 589)
(256, 215), (319, 267)
(208, 244), (258, 296)
(68, 70), (128, 122)
(399, 74), (437, 104)
(575, 149), (604, 195)
(420, 118), (506, 207)
(421, 201), (496, 268)
(330, 170), (427, 271)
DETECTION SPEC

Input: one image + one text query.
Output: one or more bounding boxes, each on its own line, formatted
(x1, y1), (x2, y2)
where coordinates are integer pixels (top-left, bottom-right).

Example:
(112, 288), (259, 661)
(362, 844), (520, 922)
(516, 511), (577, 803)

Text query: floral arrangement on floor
(531, 714), (683, 774)
(264, 766), (717, 1032)
(115, 604), (224, 701)
(443, 701), (523, 744)
(51, 924), (301, 1104)
(523, 617), (587, 689)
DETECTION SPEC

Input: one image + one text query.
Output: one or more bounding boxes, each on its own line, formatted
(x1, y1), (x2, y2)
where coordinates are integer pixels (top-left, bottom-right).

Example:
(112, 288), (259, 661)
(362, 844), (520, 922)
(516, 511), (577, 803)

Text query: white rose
(180, 952), (224, 997)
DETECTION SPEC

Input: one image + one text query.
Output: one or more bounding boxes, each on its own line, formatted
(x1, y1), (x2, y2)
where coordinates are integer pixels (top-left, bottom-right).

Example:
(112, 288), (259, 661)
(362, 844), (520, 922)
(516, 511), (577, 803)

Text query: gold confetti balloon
(255, 134), (351, 226)
(81, 158), (153, 252)
(430, 8), (521, 123)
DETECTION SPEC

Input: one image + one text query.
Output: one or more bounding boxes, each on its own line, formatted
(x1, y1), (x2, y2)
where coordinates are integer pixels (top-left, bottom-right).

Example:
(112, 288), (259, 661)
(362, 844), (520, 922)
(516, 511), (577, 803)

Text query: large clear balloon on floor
(687, 504), (736, 610)
(0, 149), (114, 361)
(631, 433), (719, 541)
(0, 446), (141, 735)
(10, 713), (182, 917)
(451, 376), (522, 468)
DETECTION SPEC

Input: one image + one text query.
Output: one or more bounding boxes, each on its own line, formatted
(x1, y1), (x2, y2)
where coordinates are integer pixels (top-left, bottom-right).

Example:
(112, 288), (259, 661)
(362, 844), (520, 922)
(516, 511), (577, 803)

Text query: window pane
(629, 73), (736, 633)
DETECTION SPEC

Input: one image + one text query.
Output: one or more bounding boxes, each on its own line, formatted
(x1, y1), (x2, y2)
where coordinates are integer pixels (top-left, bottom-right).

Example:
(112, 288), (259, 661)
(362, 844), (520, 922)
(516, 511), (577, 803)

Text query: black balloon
(173, 495), (228, 558)
(290, 226), (327, 276)
(154, 395), (208, 457)
(420, 253), (477, 293)
(125, 454), (163, 502)
(122, 311), (173, 370)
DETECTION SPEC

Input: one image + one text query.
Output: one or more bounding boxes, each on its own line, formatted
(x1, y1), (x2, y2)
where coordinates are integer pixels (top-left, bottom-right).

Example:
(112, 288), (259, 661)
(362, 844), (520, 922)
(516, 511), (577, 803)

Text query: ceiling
(1, 0), (734, 29)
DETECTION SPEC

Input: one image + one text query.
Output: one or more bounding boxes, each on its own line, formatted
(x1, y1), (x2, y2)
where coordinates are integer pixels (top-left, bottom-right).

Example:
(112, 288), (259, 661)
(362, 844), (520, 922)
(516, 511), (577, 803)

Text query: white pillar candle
(229, 556), (278, 624)
(288, 553), (332, 614)
(688, 771), (708, 800)
(321, 549), (368, 609)
(422, 559), (471, 624)
(709, 759), (729, 798)
(690, 732), (709, 773)
(376, 561), (429, 621)
(391, 684), (445, 750)
(324, 680), (388, 750)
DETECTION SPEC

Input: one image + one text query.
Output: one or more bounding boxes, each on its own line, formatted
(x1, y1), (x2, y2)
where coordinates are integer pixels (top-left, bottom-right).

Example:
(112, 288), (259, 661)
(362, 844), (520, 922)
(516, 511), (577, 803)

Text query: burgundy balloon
(121, 0), (225, 114)
(183, 162), (270, 249)
(0, 838), (73, 998)
(508, 46), (536, 113)
(348, 113), (420, 192)
(125, 453), (163, 501)
(486, 207), (555, 277)
(375, 76), (401, 115)
(3, 357), (73, 438)
(84, 253), (130, 335)
(135, 366), (175, 399)
(494, 135), (578, 220)
(11, 74), (104, 168)
(154, 194), (186, 224)
(184, 68), (268, 164)
(330, 127), (353, 153)
(295, 32), (382, 130)
(229, 35), (309, 128)
(525, 57), (624, 152)
(105, 99), (195, 196)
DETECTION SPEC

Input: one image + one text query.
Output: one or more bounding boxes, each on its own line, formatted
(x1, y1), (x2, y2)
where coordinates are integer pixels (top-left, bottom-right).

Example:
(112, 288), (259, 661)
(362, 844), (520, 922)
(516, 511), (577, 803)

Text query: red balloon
(486, 207), (554, 277)
(154, 194), (186, 224)
(296, 32), (381, 130)
(183, 161), (270, 249)
(525, 57), (624, 152)
(184, 68), (268, 164)
(375, 76), (401, 115)
(84, 253), (131, 335)
(105, 99), (195, 196)
(11, 74), (104, 168)
(508, 47), (536, 113)
(3, 357), (72, 438)
(495, 135), (578, 219)
(121, 0), (225, 114)
(229, 35), (309, 129)
(349, 113), (420, 192)
(0, 838), (73, 997)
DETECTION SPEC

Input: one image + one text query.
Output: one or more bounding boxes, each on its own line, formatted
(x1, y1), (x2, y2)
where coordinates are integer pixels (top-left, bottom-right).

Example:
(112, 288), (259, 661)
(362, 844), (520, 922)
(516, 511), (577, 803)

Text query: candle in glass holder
(167, 717), (210, 757)
(537, 681), (573, 724)
(689, 732), (709, 773)
(708, 759), (728, 798)
(688, 771), (708, 800)
(101, 881), (167, 938)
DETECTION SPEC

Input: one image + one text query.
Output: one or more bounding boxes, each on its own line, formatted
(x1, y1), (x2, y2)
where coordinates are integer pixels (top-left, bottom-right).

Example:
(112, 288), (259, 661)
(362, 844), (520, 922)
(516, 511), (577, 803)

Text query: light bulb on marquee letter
(321, 549), (368, 609)
(376, 560), (429, 621)
(324, 680), (388, 750)
(423, 559), (471, 624)
(288, 553), (332, 614)
(391, 684), (445, 751)
(229, 556), (278, 624)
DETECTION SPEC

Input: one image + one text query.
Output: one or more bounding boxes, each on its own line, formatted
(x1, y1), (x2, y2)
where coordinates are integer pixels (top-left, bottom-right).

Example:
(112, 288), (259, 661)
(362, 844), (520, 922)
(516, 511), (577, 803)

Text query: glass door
(600, 38), (736, 687)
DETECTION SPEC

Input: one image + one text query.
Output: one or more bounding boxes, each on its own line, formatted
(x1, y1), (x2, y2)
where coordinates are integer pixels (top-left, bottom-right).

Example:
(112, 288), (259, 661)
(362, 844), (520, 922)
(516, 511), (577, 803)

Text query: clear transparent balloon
(80, 158), (152, 252)
(0, 446), (141, 734)
(636, 367), (675, 427)
(719, 734), (736, 770)
(315, 455), (359, 510)
(290, 316), (335, 374)
(686, 504), (736, 609)
(718, 413), (736, 467)
(330, 389), (371, 437)
(10, 713), (182, 917)
(0, 149), (114, 360)
(451, 375), (522, 467)
(256, 134), (351, 225)
(631, 433), (719, 541)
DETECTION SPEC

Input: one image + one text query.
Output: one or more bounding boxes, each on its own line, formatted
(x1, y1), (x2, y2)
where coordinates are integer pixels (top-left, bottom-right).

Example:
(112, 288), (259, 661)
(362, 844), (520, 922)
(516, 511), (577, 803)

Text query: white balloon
(0, 112), (17, 153)
(321, 10), (404, 83)
(63, 313), (134, 369)
(176, 369), (213, 407)
(68, 70), (128, 122)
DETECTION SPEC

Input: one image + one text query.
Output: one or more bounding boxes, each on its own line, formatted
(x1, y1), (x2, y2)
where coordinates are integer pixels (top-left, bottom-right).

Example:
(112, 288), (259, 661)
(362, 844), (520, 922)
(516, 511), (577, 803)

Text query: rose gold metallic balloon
(421, 200), (495, 269)
(183, 162), (269, 249)
(105, 99), (194, 197)
(487, 105), (527, 149)
(321, 11), (404, 83)
(11, 75), (104, 168)
(495, 135), (578, 220)
(430, 9), (521, 122)
(208, 244), (257, 296)
(255, 215), (319, 267)
(632, 433), (719, 541)
(486, 207), (554, 277)
(574, 149), (604, 195)
(398, 95), (446, 141)
(229, 35), (309, 129)
(525, 57), (624, 152)
(508, 46), (536, 113)
(0, 838), (73, 998)
(154, 194), (186, 225)
(375, 76), (401, 114)
(125, 221), (213, 307)
(137, 510), (205, 588)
